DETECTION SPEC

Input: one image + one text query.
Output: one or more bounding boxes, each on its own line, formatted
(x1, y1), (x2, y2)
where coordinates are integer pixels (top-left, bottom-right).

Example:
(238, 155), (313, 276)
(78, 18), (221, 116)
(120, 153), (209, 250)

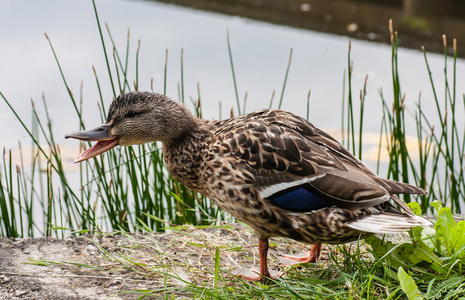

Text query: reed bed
(341, 22), (464, 214)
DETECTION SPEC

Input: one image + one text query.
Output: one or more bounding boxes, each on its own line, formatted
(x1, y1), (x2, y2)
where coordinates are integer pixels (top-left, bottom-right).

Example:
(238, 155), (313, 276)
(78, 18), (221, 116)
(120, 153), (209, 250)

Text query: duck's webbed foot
(232, 239), (284, 283)
(279, 243), (322, 266)
(232, 267), (284, 282)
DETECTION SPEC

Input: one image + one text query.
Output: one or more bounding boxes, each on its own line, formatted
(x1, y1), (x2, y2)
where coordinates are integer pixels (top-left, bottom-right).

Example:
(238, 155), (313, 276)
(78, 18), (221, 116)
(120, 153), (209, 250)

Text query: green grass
(0, 1), (465, 298)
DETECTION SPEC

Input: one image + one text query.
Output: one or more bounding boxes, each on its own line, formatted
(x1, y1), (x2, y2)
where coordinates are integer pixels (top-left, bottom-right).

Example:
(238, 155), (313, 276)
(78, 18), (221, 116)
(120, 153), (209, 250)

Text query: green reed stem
(268, 90), (275, 109)
(44, 34), (84, 129)
(358, 75), (367, 160)
(164, 49), (168, 95)
(306, 90), (311, 121)
(226, 29), (241, 115)
(347, 42), (355, 154)
(278, 48), (293, 109)
(104, 24), (131, 93)
(341, 69), (346, 146)
(180, 48), (185, 103)
(135, 40), (140, 91)
(92, 0), (116, 97)
(390, 32), (410, 198)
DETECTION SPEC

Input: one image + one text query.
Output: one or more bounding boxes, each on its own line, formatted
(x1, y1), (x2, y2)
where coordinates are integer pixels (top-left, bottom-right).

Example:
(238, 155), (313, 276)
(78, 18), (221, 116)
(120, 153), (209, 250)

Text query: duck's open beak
(65, 124), (119, 163)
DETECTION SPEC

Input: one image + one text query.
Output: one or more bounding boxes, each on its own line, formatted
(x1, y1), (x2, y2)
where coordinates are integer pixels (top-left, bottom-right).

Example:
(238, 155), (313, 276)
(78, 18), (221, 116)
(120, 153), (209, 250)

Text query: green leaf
(412, 240), (446, 274)
(367, 237), (416, 270)
(398, 267), (424, 300)
(451, 221), (465, 255)
(430, 201), (442, 211)
(408, 202), (422, 216)
(435, 206), (456, 254)
(420, 226), (436, 249)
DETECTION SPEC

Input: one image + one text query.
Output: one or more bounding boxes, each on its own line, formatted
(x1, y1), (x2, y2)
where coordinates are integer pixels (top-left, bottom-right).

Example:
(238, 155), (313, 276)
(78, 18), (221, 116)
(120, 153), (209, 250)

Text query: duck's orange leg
(232, 239), (284, 282)
(278, 243), (322, 266)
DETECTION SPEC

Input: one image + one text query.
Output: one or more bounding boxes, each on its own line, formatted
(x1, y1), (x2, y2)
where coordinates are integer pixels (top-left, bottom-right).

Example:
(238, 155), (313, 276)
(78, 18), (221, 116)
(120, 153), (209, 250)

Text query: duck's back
(207, 109), (415, 207)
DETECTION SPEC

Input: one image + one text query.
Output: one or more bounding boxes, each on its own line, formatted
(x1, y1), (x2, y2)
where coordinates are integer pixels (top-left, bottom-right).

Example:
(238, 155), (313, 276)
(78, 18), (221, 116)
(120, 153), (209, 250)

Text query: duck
(66, 91), (431, 283)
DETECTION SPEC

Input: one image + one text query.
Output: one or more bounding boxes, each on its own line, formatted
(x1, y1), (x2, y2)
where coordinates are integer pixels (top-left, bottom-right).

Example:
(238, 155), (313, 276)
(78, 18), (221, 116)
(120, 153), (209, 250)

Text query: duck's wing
(216, 109), (423, 213)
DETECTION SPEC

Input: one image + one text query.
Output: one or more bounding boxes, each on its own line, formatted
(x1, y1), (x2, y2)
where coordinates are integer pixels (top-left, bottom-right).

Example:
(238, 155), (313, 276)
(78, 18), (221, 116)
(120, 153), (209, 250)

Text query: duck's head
(66, 91), (196, 163)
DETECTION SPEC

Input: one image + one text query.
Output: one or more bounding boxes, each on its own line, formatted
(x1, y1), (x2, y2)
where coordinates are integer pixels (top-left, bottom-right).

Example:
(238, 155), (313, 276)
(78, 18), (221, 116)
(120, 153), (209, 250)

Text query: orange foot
(278, 243), (322, 266)
(232, 267), (284, 282)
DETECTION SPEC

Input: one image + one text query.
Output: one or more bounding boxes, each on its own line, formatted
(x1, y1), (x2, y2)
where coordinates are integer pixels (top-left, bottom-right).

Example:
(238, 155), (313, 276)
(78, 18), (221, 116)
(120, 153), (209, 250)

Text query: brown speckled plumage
(66, 91), (432, 282)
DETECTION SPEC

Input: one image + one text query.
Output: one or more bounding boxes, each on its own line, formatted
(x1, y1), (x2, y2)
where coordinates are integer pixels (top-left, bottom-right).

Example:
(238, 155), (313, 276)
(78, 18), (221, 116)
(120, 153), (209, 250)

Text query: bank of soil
(0, 224), (322, 299)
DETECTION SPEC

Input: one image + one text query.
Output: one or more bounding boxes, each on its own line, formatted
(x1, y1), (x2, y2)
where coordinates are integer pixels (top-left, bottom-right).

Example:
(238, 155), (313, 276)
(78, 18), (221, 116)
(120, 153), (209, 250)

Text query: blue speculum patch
(269, 186), (330, 212)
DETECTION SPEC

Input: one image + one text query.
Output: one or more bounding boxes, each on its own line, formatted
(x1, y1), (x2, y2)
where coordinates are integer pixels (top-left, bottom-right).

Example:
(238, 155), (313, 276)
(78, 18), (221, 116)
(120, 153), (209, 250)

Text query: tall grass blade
(277, 48), (293, 109)
(92, 0), (116, 97)
(226, 29), (241, 115)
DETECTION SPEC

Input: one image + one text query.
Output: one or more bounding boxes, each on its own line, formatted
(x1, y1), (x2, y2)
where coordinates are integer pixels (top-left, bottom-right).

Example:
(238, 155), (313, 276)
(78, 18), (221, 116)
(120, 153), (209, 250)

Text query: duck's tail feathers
(379, 178), (428, 196)
(346, 213), (432, 234)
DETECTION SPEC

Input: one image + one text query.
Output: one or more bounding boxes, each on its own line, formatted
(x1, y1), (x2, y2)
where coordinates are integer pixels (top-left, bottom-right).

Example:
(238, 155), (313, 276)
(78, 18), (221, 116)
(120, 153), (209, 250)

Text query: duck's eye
(126, 110), (137, 118)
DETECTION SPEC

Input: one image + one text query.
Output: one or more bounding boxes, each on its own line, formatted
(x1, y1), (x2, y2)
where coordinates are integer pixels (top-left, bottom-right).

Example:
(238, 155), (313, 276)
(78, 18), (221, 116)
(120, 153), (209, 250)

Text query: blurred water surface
(0, 0), (464, 168)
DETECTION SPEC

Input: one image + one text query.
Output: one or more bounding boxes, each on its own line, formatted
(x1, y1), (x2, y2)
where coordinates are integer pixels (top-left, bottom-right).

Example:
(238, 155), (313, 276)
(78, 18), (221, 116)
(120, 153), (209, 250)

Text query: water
(1, 0), (464, 169)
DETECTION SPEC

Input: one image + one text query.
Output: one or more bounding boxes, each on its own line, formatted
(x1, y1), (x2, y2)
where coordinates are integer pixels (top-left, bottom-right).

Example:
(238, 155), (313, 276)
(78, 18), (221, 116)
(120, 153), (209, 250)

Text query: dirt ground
(0, 236), (115, 300)
(0, 224), (320, 300)
(0, 234), (163, 300)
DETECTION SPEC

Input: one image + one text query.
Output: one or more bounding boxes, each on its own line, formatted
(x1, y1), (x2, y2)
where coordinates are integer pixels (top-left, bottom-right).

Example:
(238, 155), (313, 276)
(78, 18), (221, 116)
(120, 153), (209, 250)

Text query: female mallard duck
(66, 91), (431, 282)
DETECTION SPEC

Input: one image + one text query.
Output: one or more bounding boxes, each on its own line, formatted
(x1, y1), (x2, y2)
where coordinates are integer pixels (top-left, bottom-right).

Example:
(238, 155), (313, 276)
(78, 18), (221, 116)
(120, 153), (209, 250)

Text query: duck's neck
(157, 101), (199, 146)
(162, 118), (211, 192)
